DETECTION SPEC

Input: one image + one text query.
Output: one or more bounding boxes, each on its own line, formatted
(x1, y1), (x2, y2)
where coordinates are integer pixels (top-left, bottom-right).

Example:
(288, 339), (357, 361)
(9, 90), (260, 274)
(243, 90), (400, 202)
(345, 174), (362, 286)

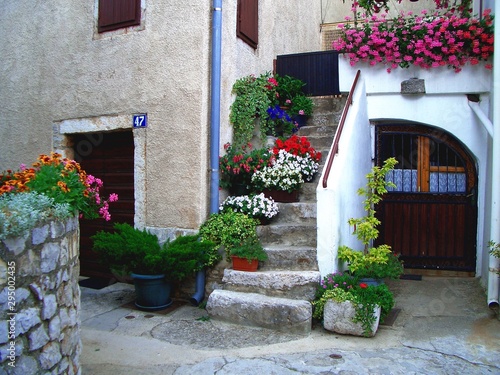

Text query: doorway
(72, 131), (135, 278)
(375, 124), (477, 273)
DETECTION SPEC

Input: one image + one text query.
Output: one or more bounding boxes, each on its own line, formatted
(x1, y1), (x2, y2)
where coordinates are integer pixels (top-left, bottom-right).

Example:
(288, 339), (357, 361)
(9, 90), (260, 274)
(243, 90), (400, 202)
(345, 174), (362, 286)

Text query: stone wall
(0, 216), (81, 374)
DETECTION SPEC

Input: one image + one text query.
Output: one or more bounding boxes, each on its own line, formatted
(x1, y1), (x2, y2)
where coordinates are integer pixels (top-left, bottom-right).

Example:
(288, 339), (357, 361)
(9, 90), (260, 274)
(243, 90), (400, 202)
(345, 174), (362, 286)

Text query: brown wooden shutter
(237, 0), (258, 49)
(98, 0), (141, 33)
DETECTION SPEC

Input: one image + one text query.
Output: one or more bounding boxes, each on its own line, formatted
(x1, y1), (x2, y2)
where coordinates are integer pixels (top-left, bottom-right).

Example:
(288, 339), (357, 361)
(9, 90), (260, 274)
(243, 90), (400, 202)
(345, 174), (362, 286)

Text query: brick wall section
(0, 216), (81, 375)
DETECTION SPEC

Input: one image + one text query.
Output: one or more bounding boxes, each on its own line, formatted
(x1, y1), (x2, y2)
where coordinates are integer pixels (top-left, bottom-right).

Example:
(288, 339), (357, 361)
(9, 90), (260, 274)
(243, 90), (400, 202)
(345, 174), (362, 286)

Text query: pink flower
(109, 193), (119, 202)
(298, 110), (305, 115)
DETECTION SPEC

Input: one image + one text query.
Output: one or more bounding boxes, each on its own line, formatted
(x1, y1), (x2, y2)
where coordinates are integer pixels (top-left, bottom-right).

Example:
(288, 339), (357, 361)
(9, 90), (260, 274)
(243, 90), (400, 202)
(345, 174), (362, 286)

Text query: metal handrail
(322, 70), (361, 188)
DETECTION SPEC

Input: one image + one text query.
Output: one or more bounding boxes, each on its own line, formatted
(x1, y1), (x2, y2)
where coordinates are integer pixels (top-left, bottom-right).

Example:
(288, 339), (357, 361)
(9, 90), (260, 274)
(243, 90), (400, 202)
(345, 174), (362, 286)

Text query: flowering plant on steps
(219, 193), (279, 221)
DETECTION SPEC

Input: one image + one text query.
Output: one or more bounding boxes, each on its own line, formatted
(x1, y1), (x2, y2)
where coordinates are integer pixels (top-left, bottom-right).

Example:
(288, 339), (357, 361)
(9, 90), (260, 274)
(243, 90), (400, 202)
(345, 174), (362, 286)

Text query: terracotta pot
(231, 256), (259, 272)
(262, 189), (299, 203)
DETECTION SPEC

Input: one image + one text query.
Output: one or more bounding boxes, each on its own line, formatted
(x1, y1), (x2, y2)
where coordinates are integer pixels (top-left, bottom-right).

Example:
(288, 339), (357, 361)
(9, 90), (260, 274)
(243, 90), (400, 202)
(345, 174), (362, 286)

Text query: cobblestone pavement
(80, 277), (500, 375)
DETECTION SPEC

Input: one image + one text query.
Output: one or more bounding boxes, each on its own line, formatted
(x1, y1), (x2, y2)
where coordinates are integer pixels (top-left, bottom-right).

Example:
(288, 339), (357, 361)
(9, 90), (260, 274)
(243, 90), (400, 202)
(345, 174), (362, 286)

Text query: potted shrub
(199, 211), (259, 261)
(313, 272), (394, 337)
(338, 246), (404, 283)
(91, 222), (216, 310)
(219, 193), (279, 224)
(229, 239), (268, 272)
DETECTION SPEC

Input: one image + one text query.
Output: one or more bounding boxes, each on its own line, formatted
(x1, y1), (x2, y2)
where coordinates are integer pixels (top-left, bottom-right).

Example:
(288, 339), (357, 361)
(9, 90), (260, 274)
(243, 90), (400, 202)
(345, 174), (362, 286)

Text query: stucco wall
(0, 1), (322, 234)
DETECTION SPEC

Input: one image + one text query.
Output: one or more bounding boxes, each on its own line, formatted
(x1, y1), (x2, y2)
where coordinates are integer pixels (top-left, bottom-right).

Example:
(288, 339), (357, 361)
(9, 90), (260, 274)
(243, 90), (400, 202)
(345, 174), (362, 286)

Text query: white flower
(220, 193), (279, 219)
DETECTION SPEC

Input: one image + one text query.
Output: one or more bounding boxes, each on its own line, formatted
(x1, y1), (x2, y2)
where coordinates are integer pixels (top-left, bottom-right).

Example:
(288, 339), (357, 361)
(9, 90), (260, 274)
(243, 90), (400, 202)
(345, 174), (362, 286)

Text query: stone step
(299, 182), (318, 202)
(221, 269), (320, 300)
(271, 202), (316, 224)
(297, 124), (337, 138)
(311, 95), (347, 114)
(257, 224), (317, 247)
(260, 245), (318, 271)
(206, 289), (313, 334)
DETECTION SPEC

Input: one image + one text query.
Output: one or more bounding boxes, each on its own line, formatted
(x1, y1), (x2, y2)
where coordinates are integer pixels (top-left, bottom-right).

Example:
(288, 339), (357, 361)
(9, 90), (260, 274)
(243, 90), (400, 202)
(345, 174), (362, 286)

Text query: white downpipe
(487, 4), (500, 310)
(468, 101), (493, 137)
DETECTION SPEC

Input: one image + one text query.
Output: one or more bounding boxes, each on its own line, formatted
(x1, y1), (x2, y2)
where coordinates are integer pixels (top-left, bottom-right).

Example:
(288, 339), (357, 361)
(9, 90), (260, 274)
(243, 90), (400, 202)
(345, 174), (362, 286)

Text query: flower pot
(262, 189), (299, 203)
(131, 273), (173, 311)
(229, 182), (250, 196)
(231, 256), (259, 272)
(292, 115), (308, 129)
(323, 300), (381, 337)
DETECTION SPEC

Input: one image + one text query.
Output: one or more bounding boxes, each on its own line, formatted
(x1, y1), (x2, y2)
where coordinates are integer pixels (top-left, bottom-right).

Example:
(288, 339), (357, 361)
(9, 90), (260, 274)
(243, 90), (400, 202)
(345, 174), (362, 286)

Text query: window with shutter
(98, 0), (141, 33)
(237, 0), (258, 49)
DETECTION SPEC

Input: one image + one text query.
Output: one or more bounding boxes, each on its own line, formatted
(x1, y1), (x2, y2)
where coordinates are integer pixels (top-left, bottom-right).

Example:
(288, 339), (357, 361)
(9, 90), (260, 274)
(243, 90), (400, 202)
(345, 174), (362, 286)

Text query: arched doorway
(375, 124), (477, 274)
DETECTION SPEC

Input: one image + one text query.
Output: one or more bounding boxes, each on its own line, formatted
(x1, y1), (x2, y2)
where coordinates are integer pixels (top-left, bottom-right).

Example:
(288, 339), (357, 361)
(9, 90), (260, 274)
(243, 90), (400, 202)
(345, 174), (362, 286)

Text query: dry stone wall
(0, 216), (81, 375)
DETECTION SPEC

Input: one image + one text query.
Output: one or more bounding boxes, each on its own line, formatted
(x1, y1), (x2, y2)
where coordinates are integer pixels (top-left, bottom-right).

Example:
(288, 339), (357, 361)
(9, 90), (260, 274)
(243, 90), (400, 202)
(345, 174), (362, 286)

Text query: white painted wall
(317, 77), (372, 276)
(327, 58), (493, 288)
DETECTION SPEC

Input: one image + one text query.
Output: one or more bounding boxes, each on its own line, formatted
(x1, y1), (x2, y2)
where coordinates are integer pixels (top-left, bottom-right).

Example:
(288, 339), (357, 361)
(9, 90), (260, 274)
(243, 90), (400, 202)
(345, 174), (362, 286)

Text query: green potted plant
(338, 157), (403, 283)
(313, 272), (394, 337)
(229, 239), (268, 272)
(229, 72), (277, 148)
(338, 245), (404, 282)
(199, 211), (259, 261)
(274, 74), (307, 107)
(91, 222), (216, 310)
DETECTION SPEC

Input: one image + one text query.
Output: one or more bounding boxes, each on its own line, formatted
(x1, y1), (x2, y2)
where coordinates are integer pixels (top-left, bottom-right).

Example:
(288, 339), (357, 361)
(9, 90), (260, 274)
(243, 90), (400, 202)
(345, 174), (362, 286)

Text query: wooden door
(73, 131), (135, 278)
(375, 125), (477, 272)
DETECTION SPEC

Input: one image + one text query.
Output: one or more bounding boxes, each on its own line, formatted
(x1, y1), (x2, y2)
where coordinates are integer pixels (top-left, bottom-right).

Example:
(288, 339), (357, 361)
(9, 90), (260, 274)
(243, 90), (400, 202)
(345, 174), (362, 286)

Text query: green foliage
(313, 272), (394, 337)
(338, 245), (403, 280)
(199, 211), (259, 260)
(163, 234), (216, 280)
(348, 158), (398, 248)
(339, 158), (403, 280)
(92, 223), (216, 279)
(289, 95), (314, 117)
(275, 74), (306, 106)
(230, 239), (268, 262)
(230, 72), (275, 148)
(0, 192), (72, 240)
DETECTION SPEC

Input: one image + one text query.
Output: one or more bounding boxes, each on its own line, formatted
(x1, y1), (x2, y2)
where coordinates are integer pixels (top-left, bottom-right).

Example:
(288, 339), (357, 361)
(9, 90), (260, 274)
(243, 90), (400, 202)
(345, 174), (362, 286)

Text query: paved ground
(80, 277), (500, 375)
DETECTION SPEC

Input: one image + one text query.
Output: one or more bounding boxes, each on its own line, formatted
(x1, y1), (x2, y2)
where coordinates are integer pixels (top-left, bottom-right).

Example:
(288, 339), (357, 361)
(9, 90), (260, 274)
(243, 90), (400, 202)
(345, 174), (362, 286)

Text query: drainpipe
(191, 0), (222, 306)
(488, 4), (500, 312)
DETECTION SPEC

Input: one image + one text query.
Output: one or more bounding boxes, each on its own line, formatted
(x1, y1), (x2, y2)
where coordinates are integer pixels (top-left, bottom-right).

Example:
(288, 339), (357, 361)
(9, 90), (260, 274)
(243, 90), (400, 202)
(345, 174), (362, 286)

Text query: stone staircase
(206, 96), (347, 334)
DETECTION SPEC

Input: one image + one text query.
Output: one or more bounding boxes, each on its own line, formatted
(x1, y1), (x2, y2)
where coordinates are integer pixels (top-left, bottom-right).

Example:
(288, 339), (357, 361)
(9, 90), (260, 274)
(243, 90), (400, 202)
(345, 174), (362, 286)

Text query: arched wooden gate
(375, 124), (477, 273)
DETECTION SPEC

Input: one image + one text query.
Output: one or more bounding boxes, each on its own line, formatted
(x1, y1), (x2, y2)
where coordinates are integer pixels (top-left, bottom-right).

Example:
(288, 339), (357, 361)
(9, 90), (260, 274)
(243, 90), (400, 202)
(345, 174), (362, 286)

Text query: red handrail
(322, 70), (361, 188)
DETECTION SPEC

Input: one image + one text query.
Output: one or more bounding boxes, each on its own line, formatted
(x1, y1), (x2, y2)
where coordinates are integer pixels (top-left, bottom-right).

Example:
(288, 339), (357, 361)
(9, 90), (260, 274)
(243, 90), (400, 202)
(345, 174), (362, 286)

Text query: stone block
(323, 300), (380, 337)
(401, 78), (425, 94)
(39, 342), (62, 370)
(207, 289), (312, 334)
(42, 294), (57, 320)
(16, 308), (41, 336)
(29, 325), (50, 351)
(48, 316), (61, 341)
(32, 224), (49, 245)
(41, 243), (60, 273)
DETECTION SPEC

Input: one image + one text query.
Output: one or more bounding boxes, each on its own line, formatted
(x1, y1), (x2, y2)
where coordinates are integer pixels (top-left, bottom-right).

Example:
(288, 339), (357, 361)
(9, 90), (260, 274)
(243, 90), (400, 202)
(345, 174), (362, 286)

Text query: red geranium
(273, 135), (322, 162)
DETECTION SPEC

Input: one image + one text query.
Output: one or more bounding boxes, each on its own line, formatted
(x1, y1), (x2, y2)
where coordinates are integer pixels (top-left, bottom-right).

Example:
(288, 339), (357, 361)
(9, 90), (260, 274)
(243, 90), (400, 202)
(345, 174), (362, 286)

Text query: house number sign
(133, 114), (147, 128)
